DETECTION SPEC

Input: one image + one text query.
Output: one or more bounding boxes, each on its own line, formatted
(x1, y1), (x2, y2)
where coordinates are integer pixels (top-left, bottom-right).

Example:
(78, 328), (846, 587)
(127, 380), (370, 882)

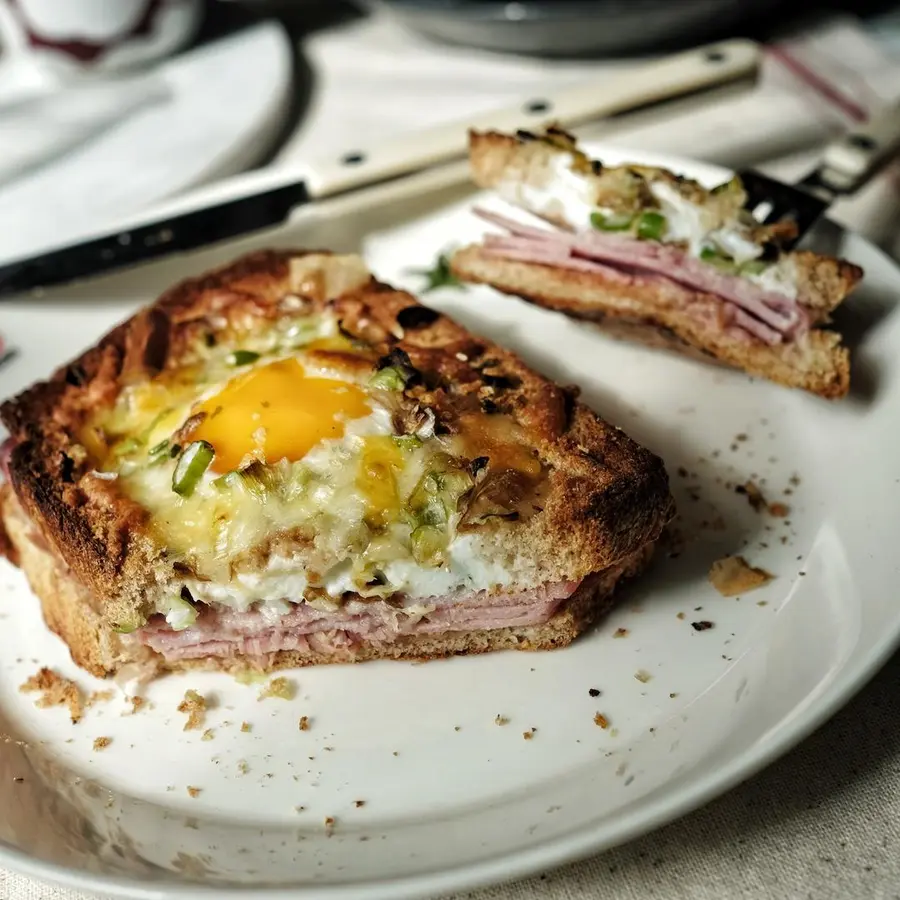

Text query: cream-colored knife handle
(818, 100), (900, 192)
(304, 38), (760, 198)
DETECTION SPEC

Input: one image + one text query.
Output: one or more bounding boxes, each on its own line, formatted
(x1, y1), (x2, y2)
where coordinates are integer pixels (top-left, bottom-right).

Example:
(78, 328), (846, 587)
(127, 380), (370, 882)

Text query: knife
(0, 38), (760, 297)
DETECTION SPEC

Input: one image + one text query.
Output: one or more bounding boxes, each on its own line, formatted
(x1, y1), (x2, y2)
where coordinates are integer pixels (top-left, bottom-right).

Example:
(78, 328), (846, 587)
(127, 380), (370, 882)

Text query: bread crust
(451, 245), (850, 398)
(0, 250), (674, 674)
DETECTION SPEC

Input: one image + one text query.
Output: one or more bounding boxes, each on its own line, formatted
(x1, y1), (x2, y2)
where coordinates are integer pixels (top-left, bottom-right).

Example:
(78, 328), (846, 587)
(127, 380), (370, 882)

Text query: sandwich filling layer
(136, 578), (585, 662)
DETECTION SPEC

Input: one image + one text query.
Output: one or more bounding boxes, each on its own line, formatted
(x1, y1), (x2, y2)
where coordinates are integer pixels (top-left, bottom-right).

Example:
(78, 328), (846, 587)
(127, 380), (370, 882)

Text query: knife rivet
(117, 233), (131, 246)
(524, 99), (551, 114)
(341, 152), (366, 166)
(704, 49), (726, 63)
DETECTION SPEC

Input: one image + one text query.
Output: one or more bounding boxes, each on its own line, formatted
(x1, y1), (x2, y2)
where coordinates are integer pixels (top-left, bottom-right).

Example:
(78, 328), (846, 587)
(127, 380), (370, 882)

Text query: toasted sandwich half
(451, 128), (864, 399)
(0, 250), (674, 679)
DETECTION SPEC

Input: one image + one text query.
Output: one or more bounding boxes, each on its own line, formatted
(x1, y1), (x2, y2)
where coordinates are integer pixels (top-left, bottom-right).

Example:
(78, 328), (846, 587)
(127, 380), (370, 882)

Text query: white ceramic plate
(1, 146), (899, 899)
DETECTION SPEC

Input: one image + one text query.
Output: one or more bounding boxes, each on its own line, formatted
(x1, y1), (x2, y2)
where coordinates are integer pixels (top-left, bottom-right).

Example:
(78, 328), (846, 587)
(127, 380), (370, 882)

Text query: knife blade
(0, 38), (760, 297)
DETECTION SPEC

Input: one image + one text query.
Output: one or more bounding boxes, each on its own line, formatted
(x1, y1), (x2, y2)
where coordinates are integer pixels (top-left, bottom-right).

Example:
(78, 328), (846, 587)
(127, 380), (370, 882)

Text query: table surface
(3, 8), (900, 900)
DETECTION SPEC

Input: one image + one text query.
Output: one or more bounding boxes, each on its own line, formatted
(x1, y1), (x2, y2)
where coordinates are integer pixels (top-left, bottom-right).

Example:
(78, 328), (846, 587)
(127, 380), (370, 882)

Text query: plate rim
(1, 148), (899, 900)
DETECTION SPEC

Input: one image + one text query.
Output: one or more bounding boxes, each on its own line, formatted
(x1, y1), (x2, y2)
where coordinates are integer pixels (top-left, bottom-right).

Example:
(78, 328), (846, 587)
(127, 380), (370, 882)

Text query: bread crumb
(494, 714), (509, 726)
(202, 729), (215, 742)
(454, 726), (461, 732)
(613, 627), (629, 638)
(20, 668), (84, 723)
(295, 805), (306, 813)
(736, 480), (766, 512)
(86, 690), (115, 709)
(588, 688), (600, 697)
(237, 760), (249, 775)
(709, 555), (774, 597)
(240, 721), (251, 733)
(676, 612), (685, 620)
(92, 736), (111, 751)
(669, 692), (679, 699)
(177, 690), (207, 731)
(692, 620), (714, 631)
(127, 696), (146, 715)
(594, 713), (609, 729)
(258, 677), (295, 701)
(353, 800), (365, 808)
(324, 816), (336, 836)
(634, 670), (652, 684)
(187, 786), (201, 798)
(523, 728), (536, 740)
(768, 501), (790, 517)
(298, 716), (310, 731)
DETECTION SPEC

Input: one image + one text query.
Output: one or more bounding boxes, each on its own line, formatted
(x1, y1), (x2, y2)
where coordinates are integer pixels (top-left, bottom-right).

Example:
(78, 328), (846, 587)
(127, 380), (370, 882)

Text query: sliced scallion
(590, 210), (634, 232)
(369, 366), (407, 391)
(172, 440), (215, 497)
(741, 259), (769, 276)
(228, 350), (260, 367)
(392, 434), (422, 452)
(699, 246), (738, 272)
(410, 524), (448, 566)
(636, 211), (667, 241)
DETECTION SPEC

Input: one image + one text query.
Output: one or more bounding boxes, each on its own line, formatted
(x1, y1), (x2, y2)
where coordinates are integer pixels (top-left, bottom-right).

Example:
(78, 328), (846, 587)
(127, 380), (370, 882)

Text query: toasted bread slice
(450, 128), (863, 399)
(0, 250), (673, 677)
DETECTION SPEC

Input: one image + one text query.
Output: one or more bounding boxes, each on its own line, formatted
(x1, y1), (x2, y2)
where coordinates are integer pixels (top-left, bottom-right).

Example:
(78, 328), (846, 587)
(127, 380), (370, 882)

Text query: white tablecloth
(3, 10), (900, 900)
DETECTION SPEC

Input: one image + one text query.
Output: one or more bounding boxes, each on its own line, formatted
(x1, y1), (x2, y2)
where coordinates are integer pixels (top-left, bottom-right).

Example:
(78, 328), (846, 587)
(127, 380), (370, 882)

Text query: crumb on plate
(709, 555), (774, 597)
(187, 786), (201, 798)
(258, 677), (295, 701)
(177, 690), (207, 731)
(20, 668), (84, 724)
(594, 713), (609, 729)
(298, 716), (310, 731)
(92, 736), (111, 751)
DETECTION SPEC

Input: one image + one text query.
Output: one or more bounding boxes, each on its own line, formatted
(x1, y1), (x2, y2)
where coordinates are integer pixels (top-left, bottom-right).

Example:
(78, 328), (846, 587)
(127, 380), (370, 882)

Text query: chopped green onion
(172, 440), (215, 497)
(161, 595), (197, 631)
(112, 612), (147, 634)
(369, 366), (407, 391)
(148, 440), (170, 464)
(410, 524), (447, 566)
(590, 210), (634, 232)
(283, 318), (321, 346)
(228, 350), (260, 367)
(636, 211), (667, 241)
(741, 259), (769, 276)
(113, 437), (142, 457)
(699, 246), (737, 272)
(213, 470), (243, 492)
(213, 461), (275, 500)
(392, 434), (422, 452)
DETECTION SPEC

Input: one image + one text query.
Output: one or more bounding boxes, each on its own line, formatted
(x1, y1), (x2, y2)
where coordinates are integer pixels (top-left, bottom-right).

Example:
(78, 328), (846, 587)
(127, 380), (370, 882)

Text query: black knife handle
(0, 181), (310, 298)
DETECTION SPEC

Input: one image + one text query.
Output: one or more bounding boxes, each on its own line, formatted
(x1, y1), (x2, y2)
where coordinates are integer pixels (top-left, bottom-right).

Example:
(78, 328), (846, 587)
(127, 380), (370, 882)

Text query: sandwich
(450, 127), (864, 399)
(0, 250), (674, 679)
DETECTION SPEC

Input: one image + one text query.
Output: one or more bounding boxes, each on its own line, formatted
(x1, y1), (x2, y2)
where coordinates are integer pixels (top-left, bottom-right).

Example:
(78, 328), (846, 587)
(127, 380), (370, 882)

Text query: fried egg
(192, 358), (372, 473)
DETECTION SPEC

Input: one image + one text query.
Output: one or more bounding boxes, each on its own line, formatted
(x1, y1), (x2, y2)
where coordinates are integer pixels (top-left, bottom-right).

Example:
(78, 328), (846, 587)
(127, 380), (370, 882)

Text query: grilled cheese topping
(83, 285), (546, 623)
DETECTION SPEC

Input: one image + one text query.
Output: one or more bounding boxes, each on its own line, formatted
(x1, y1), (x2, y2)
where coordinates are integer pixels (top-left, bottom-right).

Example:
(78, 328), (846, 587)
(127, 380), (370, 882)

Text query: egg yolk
(192, 358), (370, 473)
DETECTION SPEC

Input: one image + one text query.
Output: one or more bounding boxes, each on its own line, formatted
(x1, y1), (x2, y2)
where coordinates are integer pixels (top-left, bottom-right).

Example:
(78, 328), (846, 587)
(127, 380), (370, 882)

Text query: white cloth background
(3, 10), (900, 900)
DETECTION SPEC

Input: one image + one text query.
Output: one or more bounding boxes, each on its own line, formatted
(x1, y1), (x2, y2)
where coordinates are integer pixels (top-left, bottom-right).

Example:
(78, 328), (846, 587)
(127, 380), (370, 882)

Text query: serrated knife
(0, 39), (760, 297)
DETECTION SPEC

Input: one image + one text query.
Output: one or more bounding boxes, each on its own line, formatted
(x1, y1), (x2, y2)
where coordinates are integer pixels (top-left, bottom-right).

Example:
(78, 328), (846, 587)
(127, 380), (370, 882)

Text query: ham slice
(472, 207), (809, 346)
(137, 579), (584, 663)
